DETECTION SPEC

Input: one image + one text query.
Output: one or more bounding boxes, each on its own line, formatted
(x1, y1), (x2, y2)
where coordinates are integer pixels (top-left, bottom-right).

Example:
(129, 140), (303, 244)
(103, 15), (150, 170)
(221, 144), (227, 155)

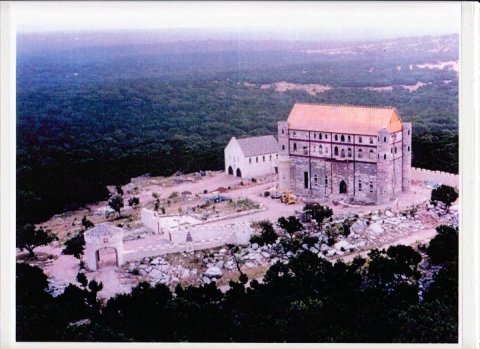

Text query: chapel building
(224, 135), (278, 179)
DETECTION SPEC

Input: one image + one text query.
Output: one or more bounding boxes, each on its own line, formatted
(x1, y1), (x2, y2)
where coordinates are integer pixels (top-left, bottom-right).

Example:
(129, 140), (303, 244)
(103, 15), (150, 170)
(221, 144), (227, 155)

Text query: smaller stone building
(224, 135), (278, 179)
(84, 224), (124, 271)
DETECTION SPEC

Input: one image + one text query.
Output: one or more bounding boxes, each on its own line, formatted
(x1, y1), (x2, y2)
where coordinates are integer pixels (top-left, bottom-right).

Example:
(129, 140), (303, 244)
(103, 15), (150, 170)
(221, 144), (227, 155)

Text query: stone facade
(278, 103), (412, 204)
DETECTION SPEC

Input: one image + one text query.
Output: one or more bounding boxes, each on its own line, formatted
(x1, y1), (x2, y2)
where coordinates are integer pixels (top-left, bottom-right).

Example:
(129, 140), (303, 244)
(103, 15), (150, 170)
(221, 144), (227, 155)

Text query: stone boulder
(204, 266), (223, 278)
(351, 220), (367, 234)
(369, 223), (384, 235)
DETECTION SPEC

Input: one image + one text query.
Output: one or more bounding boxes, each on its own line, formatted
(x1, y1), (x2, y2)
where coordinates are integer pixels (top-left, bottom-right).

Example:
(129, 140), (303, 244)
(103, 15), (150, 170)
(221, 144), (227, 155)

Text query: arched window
(408, 146), (410, 152)
(335, 135), (338, 141)
(358, 149), (363, 158)
(347, 148), (352, 157)
(341, 135), (345, 142)
(358, 179), (362, 192)
(325, 175), (328, 186)
(256, 157), (258, 163)
(293, 131), (296, 136)
(314, 174), (318, 185)
(282, 145), (285, 150)
(319, 133), (323, 140)
(369, 181), (374, 193)
(341, 149), (346, 158)
(334, 146), (339, 156)
(408, 130), (410, 135)
(319, 145), (323, 154)
(313, 133), (316, 139)
(325, 134), (329, 139)
(383, 154), (387, 160)
(263, 156), (265, 162)
(293, 143), (297, 151)
(269, 154), (272, 160)
(369, 149), (374, 159)
(347, 135), (351, 142)
(370, 137), (374, 144)
(394, 146), (397, 154)
(249, 158), (252, 164)
(359, 137), (363, 144)
(282, 129), (285, 134)
(384, 136), (387, 142)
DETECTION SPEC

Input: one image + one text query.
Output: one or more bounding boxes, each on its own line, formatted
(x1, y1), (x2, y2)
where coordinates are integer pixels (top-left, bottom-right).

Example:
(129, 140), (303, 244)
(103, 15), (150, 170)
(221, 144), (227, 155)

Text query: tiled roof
(287, 103), (403, 135)
(84, 224), (122, 240)
(235, 135), (278, 157)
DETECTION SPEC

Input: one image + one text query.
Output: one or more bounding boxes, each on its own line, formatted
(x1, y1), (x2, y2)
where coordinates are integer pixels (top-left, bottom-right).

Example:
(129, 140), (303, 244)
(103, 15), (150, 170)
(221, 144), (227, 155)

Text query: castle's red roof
(287, 103), (403, 135)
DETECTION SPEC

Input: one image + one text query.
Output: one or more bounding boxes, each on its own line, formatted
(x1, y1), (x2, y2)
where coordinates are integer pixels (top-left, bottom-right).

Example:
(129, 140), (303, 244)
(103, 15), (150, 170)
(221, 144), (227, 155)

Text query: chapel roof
(286, 103), (403, 135)
(234, 135), (278, 157)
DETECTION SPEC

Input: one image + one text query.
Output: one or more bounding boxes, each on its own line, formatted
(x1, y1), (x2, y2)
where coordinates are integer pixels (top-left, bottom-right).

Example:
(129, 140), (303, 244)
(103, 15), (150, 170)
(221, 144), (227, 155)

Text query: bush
(303, 204), (333, 226)
(250, 220), (278, 246)
(430, 185), (458, 206)
(427, 225), (458, 264)
(63, 232), (85, 259)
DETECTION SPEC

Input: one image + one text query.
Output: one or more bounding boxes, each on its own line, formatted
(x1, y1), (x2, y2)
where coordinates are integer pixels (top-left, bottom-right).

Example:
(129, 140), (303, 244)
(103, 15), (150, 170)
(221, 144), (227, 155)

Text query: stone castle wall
(410, 168), (459, 187)
(124, 222), (253, 262)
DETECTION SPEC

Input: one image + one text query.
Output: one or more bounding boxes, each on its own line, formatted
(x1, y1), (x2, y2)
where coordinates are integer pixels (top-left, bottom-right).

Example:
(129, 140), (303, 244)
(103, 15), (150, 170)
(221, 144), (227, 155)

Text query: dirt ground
(25, 170), (446, 300)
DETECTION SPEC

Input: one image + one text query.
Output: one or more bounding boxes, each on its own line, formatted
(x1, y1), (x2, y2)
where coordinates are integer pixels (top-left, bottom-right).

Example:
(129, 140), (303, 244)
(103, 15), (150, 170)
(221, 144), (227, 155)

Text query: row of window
(310, 174), (375, 193)
(284, 128), (377, 144)
(289, 143), (377, 160)
(248, 154), (278, 164)
(283, 128), (410, 144)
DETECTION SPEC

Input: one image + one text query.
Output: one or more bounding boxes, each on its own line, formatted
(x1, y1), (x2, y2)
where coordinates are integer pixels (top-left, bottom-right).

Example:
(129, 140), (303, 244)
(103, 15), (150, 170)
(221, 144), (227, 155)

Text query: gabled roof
(232, 135), (278, 157)
(287, 103), (403, 135)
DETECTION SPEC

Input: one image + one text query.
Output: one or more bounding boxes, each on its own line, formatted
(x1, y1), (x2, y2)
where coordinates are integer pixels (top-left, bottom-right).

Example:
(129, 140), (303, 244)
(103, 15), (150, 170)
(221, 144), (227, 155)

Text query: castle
(277, 103), (412, 204)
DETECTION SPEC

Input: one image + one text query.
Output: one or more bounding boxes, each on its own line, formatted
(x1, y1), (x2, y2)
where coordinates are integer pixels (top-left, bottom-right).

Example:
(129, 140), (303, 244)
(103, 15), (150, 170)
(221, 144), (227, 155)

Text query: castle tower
(402, 122), (412, 192)
(277, 121), (291, 191)
(376, 128), (393, 204)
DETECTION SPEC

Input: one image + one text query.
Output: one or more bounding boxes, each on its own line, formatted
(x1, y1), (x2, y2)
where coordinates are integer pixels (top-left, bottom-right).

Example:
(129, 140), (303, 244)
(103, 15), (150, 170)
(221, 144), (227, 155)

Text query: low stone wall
(410, 167), (459, 187)
(123, 222), (253, 262)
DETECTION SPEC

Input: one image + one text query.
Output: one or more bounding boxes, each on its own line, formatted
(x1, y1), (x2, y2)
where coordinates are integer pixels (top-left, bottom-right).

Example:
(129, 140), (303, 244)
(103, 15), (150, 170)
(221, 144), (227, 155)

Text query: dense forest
(17, 224), (458, 343)
(17, 32), (458, 227)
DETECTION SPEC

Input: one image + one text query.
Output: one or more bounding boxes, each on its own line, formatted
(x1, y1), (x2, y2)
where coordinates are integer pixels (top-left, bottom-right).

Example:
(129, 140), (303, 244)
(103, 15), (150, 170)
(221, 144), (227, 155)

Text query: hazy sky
(13, 1), (460, 40)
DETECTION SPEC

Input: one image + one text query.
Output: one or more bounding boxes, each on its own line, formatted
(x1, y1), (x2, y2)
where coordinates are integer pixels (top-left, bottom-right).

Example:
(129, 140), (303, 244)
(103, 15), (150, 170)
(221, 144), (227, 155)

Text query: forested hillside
(17, 32), (458, 225)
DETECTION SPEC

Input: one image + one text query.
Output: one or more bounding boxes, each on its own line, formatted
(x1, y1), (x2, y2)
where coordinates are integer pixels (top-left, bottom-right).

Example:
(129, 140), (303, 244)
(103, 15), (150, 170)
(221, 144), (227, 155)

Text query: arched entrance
(228, 166), (234, 175)
(236, 168), (242, 177)
(96, 247), (119, 269)
(84, 224), (124, 271)
(339, 180), (347, 194)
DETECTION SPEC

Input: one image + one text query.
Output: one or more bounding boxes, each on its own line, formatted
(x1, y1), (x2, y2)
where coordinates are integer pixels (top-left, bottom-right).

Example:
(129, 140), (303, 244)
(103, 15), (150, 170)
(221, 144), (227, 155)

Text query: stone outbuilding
(278, 103), (412, 204)
(224, 135), (278, 179)
(84, 224), (124, 271)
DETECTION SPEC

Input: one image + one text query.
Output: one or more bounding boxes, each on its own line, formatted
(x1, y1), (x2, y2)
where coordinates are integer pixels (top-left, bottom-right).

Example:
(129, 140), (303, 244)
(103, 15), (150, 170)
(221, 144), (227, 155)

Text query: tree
(303, 204), (333, 226)
(108, 195), (124, 217)
(427, 225), (458, 264)
(115, 185), (124, 196)
(278, 216), (303, 239)
(431, 185), (458, 206)
(17, 224), (56, 257)
(250, 220), (278, 246)
(63, 232), (86, 259)
(81, 216), (94, 230)
(16, 263), (51, 305)
(128, 197), (140, 208)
